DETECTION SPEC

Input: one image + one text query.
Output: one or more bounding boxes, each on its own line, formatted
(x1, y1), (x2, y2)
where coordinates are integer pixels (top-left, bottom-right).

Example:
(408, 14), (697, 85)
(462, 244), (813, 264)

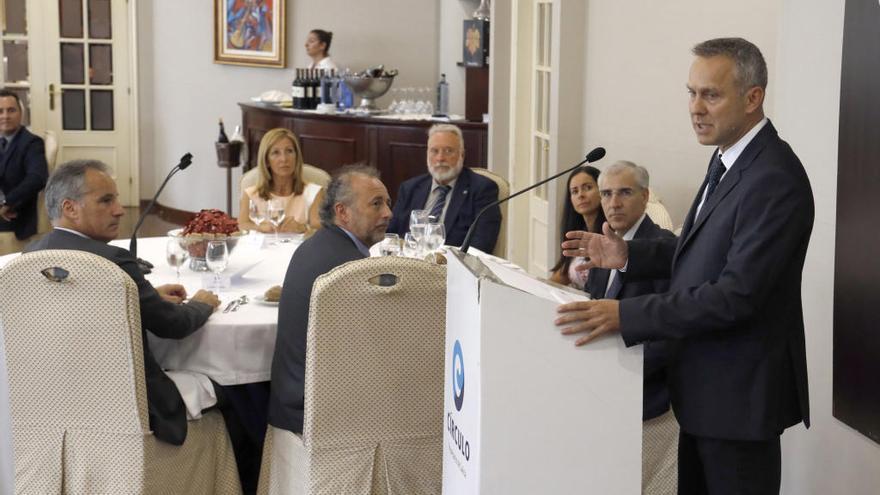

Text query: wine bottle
(292, 69), (304, 109)
(304, 69), (314, 109)
(217, 118), (229, 143)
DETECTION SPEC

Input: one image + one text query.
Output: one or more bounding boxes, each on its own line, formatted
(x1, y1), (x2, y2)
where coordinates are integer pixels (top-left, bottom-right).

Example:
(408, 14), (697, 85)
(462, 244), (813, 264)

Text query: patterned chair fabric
(258, 257), (446, 495)
(646, 187), (675, 232)
(0, 250), (241, 494)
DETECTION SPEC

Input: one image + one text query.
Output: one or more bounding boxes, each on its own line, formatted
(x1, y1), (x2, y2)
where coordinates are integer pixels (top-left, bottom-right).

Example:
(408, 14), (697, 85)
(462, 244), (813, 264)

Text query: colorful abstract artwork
(214, 0), (286, 67)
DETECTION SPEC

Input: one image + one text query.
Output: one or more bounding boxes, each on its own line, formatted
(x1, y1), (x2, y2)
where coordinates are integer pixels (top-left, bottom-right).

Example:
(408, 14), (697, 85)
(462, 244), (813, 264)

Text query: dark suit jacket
(586, 215), (674, 421)
(0, 128), (49, 239)
(387, 167), (501, 253)
(268, 225), (365, 433)
(618, 121), (814, 441)
(25, 229), (214, 445)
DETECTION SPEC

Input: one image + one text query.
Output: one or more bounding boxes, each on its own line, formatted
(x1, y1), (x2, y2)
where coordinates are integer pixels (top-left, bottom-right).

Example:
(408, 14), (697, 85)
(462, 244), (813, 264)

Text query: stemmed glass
(166, 238), (189, 283)
(379, 233), (401, 256)
(409, 209), (430, 257)
(248, 199), (266, 235)
(205, 240), (229, 294)
(267, 198), (286, 245)
(424, 222), (446, 261)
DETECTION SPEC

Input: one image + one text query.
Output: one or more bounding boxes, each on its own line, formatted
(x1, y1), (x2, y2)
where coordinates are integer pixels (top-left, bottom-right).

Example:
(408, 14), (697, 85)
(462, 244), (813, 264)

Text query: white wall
(578, 0), (782, 226)
(776, 1), (880, 493)
(137, 0), (439, 212)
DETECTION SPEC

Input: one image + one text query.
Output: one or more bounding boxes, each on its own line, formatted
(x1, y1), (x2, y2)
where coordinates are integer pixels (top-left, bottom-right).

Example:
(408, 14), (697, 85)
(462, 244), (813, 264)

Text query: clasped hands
(157, 284), (221, 310)
(0, 205), (17, 222)
(255, 217), (308, 234)
(555, 222), (627, 346)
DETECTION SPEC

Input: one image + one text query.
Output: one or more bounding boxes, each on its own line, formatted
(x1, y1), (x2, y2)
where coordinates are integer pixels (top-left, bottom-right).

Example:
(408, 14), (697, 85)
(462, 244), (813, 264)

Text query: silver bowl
(343, 75), (395, 113)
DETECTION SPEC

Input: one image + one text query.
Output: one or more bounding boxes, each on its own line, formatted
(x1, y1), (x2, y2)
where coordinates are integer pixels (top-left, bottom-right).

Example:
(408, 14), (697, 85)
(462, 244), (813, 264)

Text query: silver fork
(231, 295), (249, 312)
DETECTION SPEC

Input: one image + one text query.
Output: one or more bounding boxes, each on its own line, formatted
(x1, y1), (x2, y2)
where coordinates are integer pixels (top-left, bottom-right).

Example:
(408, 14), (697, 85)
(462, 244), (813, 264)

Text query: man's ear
(745, 86), (764, 114)
(334, 202), (347, 224)
(60, 198), (79, 221)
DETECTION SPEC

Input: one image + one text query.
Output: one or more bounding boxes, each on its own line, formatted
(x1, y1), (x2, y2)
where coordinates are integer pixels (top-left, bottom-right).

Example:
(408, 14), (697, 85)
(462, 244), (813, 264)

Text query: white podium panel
(443, 251), (643, 495)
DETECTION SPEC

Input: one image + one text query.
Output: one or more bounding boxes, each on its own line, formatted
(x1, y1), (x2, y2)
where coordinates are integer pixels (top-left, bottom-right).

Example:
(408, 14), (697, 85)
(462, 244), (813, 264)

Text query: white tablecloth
(128, 234), (298, 386)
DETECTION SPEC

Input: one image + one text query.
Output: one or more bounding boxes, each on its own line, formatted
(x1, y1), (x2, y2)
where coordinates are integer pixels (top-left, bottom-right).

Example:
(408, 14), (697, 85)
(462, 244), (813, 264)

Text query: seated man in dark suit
(269, 164), (392, 434)
(25, 159), (222, 446)
(585, 161), (677, 495)
(0, 89), (49, 250)
(387, 124), (501, 253)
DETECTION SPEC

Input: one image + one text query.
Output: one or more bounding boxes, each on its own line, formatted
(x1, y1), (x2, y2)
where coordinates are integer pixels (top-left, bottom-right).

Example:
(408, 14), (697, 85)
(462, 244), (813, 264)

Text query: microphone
(129, 153), (193, 272)
(460, 147), (606, 253)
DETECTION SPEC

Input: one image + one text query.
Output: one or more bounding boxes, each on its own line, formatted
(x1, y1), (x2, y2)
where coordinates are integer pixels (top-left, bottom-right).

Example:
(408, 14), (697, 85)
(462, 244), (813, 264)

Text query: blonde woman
(239, 128), (324, 234)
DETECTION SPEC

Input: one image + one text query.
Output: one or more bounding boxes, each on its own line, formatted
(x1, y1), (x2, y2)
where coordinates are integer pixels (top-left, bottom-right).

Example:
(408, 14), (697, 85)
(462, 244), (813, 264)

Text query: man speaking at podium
(555, 38), (814, 494)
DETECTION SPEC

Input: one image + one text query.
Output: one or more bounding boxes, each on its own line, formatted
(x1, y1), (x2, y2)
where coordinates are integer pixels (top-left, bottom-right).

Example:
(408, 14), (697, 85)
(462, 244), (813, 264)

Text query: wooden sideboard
(239, 102), (488, 201)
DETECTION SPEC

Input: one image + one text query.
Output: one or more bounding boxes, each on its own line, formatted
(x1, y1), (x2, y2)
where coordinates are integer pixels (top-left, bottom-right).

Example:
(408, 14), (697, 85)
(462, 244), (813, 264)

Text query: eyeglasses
(428, 147), (459, 157)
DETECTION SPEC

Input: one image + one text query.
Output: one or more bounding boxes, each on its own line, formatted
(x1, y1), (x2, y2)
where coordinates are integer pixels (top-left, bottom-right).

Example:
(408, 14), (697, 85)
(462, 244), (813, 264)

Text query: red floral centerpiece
(169, 209), (247, 270)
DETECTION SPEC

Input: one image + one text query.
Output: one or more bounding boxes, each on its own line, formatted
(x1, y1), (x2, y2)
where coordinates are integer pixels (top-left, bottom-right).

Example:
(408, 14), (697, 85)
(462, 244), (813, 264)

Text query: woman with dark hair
(305, 29), (337, 70)
(239, 128), (324, 234)
(549, 166), (605, 289)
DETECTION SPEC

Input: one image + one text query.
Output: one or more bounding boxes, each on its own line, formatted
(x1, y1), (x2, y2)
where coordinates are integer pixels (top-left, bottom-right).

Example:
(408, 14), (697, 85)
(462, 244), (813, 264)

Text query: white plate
(254, 294), (279, 306)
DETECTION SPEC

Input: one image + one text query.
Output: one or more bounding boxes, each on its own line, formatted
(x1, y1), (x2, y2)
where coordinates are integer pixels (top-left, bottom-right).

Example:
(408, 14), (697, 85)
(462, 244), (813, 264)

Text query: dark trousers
(213, 381), (271, 495)
(678, 430), (781, 495)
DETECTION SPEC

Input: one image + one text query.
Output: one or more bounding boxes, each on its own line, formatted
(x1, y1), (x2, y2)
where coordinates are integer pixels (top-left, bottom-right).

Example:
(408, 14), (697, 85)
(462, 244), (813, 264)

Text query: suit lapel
(0, 129), (27, 180)
(443, 168), (471, 225)
(589, 268), (610, 299)
(412, 177), (432, 213)
(673, 121), (777, 267)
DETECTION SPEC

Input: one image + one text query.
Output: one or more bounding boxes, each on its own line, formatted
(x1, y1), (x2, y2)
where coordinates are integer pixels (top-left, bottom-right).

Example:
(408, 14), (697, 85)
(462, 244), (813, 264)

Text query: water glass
(409, 223), (427, 253)
(267, 198), (286, 244)
(424, 223), (446, 253)
(379, 233), (401, 256)
(166, 238), (189, 283)
(205, 240), (229, 293)
(248, 199), (266, 230)
(403, 233), (420, 258)
(410, 209), (430, 227)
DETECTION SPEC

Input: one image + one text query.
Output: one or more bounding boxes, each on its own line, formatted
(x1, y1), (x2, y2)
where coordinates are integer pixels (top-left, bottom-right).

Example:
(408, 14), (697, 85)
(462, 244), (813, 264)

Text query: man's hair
(692, 37), (767, 93)
(45, 160), (110, 221)
(599, 160), (650, 190)
(0, 89), (23, 112)
(427, 123), (464, 151)
(319, 164), (381, 227)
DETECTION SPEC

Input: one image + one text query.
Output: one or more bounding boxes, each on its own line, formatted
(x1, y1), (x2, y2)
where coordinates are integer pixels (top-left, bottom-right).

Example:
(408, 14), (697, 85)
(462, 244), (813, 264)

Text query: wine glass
(424, 222), (446, 260)
(403, 233), (420, 258)
(267, 198), (286, 245)
(379, 233), (401, 256)
(410, 209), (430, 227)
(166, 238), (189, 283)
(205, 240), (229, 294)
(248, 199), (266, 234)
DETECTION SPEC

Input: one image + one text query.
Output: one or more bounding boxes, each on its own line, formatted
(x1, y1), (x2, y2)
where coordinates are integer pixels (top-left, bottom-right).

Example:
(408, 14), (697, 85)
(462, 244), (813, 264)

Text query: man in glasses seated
(387, 123), (501, 253)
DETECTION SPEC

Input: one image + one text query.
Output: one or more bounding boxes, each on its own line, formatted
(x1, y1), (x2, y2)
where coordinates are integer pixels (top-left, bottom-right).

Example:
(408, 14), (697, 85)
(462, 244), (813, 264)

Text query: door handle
(48, 84), (60, 111)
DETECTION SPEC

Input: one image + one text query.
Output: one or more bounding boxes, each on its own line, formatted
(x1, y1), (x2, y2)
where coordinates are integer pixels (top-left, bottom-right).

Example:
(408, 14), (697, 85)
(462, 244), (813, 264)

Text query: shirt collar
(0, 127), (21, 141)
(717, 117), (768, 170)
(619, 213), (647, 241)
(337, 225), (371, 257)
(54, 227), (92, 239)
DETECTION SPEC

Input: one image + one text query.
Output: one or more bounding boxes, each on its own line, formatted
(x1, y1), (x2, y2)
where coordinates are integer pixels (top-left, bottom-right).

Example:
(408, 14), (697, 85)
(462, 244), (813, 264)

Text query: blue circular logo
(452, 340), (465, 411)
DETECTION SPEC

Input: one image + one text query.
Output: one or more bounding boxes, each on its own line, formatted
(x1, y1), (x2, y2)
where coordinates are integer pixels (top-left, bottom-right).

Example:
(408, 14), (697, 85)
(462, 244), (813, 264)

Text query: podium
(442, 251), (644, 494)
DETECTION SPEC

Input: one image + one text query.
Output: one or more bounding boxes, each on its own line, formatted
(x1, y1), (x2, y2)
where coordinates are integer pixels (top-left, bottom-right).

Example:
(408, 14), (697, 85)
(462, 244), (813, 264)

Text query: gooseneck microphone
(460, 147), (606, 253)
(129, 153), (193, 270)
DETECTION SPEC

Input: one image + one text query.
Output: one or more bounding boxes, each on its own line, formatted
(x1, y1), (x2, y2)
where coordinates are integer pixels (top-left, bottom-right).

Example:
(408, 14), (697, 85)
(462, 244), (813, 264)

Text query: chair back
(240, 164), (331, 192)
(470, 167), (509, 257)
(302, 257), (446, 494)
(646, 187), (674, 232)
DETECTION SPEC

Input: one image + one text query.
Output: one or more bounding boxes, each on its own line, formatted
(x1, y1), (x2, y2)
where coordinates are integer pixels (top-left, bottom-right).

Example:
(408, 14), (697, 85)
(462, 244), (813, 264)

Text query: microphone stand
(130, 153), (193, 273)
(460, 148), (605, 253)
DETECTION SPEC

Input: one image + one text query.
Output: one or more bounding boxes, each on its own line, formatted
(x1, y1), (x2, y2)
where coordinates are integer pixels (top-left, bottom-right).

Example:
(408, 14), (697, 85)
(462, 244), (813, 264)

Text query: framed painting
(214, 0), (286, 68)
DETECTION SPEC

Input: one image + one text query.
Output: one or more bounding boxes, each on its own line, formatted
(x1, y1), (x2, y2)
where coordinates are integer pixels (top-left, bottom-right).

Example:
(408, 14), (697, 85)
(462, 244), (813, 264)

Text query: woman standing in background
(305, 29), (337, 70)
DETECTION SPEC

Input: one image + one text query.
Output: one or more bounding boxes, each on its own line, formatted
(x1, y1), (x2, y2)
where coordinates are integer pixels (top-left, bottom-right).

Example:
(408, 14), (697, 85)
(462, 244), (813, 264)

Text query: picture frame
(214, 0), (286, 68)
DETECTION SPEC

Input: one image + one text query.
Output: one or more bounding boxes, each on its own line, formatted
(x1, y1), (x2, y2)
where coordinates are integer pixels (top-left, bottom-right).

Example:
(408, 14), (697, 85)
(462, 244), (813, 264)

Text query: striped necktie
(605, 270), (623, 299)
(429, 185), (451, 222)
(704, 153), (726, 200)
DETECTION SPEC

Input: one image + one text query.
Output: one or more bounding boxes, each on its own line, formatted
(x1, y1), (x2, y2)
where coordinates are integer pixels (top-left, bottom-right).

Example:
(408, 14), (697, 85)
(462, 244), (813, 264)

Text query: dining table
(133, 233), (301, 386)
